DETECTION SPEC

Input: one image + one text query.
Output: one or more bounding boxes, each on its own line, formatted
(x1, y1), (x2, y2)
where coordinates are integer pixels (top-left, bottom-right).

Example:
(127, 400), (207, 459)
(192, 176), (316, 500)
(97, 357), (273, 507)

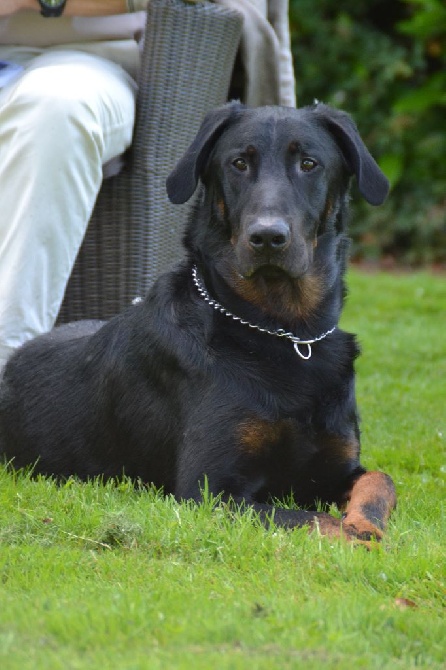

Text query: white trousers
(0, 50), (137, 370)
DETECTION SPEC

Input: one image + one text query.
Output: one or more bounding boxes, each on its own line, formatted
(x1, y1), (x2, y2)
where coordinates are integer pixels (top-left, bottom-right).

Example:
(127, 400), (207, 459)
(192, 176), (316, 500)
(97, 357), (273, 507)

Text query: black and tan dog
(0, 102), (396, 542)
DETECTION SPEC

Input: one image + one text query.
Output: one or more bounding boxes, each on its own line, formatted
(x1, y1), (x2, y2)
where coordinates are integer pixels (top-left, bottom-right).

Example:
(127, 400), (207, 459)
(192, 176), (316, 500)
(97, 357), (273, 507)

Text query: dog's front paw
(309, 512), (343, 537)
(342, 511), (384, 544)
(308, 511), (383, 549)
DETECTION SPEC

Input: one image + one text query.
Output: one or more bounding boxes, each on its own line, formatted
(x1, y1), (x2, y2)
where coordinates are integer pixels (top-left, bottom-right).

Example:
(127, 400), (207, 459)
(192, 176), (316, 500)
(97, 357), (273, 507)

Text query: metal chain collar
(191, 265), (336, 360)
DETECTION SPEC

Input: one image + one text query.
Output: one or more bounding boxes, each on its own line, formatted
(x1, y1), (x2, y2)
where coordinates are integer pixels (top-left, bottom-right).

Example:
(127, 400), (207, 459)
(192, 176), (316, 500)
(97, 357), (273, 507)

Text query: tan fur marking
(327, 435), (359, 463)
(323, 198), (334, 220)
(308, 512), (343, 536)
(308, 513), (379, 549)
(342, 471), (397, 538)
(342, 511), (384, 541)
(238, 418), (296, 455)
(217, 198), (226, 219)
(296, 274), (325, 320)
(231, 272), (325, 323)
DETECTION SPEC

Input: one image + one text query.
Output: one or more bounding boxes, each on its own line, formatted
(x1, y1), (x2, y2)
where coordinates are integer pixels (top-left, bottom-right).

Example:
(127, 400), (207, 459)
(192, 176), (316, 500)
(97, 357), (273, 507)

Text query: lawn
(0, 270), (444, 670)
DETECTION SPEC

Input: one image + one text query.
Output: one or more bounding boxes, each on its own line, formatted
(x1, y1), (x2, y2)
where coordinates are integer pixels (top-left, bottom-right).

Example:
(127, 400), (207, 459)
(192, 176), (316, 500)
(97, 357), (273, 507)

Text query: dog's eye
(300, 158), (318, 172)
(232, 158), (248, 172)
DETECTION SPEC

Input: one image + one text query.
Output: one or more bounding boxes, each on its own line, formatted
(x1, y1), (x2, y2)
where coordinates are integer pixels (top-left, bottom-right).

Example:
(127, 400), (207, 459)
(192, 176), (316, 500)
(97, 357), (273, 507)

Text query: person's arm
(0, 0), (150, 17)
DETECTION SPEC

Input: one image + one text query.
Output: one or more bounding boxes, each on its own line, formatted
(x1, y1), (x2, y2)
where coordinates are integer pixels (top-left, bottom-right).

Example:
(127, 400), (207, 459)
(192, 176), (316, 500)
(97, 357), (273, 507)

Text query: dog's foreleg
(340, 471), (397, 541)
(250, 471), (396, 544)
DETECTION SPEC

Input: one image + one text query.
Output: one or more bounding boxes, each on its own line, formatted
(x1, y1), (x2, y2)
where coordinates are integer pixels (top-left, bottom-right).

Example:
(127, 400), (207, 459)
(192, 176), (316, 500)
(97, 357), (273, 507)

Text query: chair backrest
(57, 0), (243, 323)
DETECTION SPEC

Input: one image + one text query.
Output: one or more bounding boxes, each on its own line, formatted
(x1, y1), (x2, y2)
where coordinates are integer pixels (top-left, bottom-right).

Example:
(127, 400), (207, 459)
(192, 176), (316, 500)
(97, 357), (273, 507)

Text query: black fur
(0, 103), (394, 536)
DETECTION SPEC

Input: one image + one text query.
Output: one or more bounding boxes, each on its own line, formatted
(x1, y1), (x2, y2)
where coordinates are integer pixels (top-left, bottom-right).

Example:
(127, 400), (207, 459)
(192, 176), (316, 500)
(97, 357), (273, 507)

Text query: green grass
(0, 271), (445, 669)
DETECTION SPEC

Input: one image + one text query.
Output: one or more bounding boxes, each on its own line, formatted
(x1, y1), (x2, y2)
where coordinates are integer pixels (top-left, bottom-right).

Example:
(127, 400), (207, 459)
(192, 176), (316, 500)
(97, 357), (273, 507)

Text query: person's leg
(0, 50), (137, 370)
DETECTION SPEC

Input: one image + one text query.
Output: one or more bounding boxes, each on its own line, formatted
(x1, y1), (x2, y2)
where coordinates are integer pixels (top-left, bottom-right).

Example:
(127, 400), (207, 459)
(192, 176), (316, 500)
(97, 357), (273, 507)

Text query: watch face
(39, 0), (66, 14)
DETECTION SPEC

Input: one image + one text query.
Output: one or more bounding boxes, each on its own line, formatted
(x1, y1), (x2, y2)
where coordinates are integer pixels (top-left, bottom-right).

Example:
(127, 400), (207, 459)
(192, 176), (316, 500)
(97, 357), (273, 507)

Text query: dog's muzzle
(237, 216), (310, 278)
(247, 217), (291, 254)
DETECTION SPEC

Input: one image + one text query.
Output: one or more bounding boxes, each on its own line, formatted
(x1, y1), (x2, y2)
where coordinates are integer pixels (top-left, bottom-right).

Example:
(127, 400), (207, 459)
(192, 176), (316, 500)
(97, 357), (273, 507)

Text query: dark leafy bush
(289, 0), (446, 264)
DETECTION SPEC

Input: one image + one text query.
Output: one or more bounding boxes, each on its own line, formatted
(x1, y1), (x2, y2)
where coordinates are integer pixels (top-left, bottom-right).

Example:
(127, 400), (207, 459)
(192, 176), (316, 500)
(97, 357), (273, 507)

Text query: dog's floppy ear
(166, 101), (245, 205)
(313, 104), (389, 206)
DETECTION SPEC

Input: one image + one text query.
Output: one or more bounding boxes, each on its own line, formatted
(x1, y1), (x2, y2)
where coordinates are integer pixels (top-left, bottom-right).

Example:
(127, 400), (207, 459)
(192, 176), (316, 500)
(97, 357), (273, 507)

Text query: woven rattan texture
(57, 0), (242, 323)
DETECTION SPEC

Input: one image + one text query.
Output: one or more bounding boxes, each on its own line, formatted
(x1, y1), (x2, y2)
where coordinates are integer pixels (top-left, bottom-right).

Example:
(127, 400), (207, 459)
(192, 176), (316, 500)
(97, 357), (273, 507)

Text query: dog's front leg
(246, 472), (396, 544)
(174, 444), (345, 536)
(340, 471), (397, 541)
(250, 477), (397, 544)
(246, 504), (347, 536)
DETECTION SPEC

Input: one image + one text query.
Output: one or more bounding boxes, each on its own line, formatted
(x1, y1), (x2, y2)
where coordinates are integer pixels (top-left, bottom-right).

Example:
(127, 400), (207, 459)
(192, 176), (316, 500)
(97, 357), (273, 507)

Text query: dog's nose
(248, 218), (291, 253)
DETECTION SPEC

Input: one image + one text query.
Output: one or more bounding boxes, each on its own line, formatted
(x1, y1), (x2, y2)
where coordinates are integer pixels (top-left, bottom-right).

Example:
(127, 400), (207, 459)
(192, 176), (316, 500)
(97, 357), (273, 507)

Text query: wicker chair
(57, 0), (242, 323)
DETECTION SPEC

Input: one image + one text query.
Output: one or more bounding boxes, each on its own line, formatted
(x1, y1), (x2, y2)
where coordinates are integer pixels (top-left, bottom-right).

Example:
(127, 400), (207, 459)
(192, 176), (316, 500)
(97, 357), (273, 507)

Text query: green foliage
(0, 272), (445, 669)
(289, 0), (446, 264)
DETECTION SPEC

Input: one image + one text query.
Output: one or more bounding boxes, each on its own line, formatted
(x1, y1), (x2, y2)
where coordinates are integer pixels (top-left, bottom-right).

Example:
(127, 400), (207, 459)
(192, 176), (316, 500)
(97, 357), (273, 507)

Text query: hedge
(289, 0), (446, 264)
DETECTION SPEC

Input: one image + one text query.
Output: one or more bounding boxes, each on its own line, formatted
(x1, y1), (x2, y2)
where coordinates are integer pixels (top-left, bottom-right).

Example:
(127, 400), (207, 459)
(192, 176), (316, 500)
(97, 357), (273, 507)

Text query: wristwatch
(38, 0), (67, 18)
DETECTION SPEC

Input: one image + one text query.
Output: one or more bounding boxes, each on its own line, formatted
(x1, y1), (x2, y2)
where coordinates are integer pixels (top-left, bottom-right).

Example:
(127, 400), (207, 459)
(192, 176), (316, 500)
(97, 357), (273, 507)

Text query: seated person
(0, 0), (149, 372)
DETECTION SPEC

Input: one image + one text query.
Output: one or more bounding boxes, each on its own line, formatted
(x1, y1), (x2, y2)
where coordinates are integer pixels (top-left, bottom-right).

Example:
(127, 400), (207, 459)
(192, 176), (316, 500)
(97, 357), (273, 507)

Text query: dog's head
(167, 102), (388, 321)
